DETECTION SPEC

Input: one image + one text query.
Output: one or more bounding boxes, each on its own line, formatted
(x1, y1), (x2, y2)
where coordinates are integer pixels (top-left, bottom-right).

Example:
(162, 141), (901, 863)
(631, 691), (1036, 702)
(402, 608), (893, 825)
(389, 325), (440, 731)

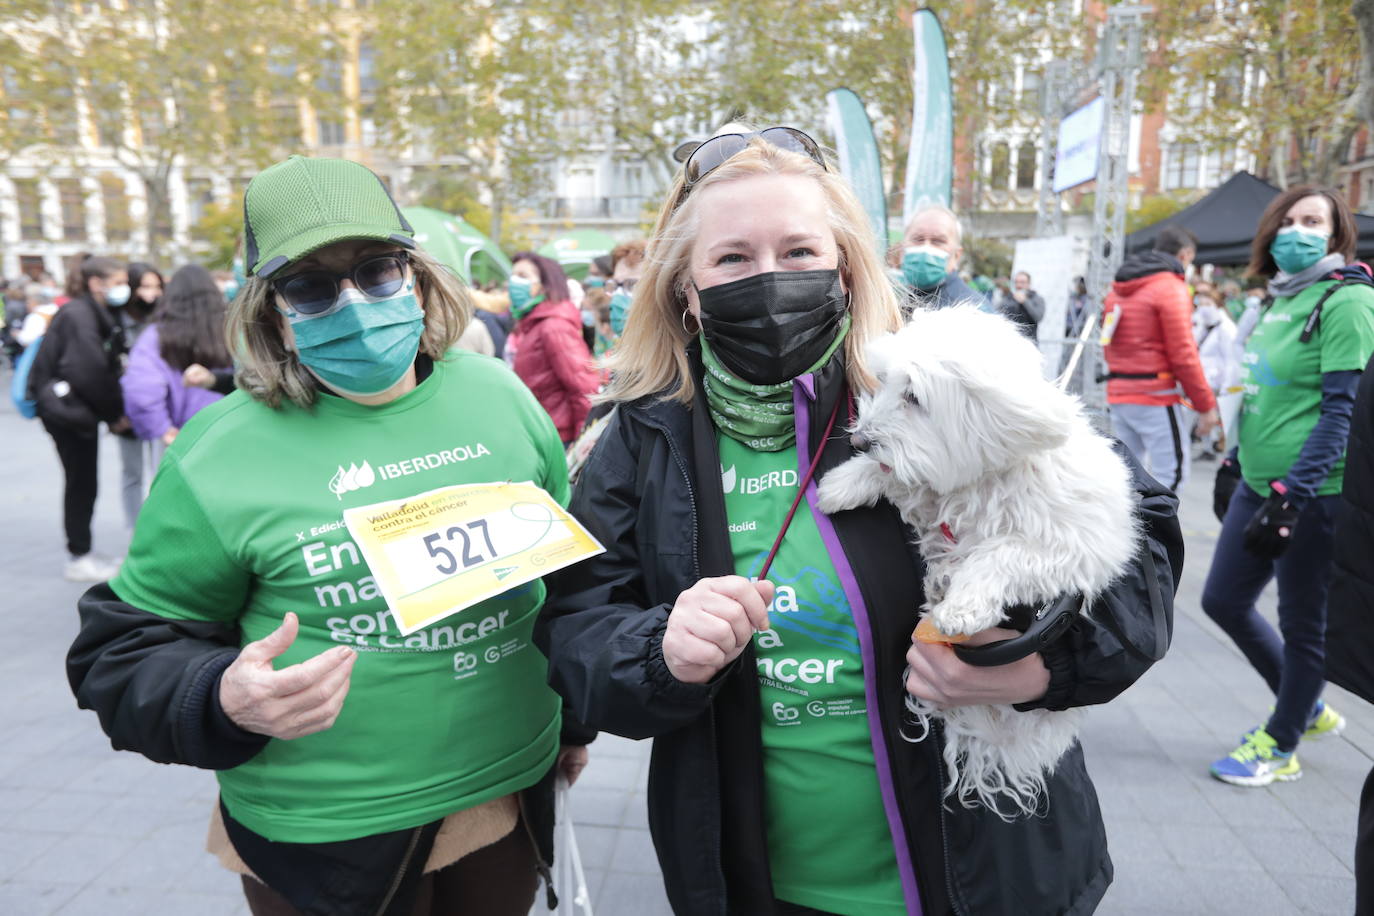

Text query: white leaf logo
(328, 461), (377, 499)
(721, 464), (737, 495)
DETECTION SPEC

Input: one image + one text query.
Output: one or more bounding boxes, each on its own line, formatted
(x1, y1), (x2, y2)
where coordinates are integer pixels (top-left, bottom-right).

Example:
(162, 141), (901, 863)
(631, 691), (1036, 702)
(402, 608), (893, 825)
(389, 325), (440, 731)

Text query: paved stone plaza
(0, 377), (1365, 914)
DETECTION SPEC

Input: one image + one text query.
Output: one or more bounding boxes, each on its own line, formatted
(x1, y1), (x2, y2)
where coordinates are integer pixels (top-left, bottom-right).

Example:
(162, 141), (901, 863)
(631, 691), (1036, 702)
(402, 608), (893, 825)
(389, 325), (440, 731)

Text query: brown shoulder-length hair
(1247, 185), (1358, 278)
(226, 246), (473, 409)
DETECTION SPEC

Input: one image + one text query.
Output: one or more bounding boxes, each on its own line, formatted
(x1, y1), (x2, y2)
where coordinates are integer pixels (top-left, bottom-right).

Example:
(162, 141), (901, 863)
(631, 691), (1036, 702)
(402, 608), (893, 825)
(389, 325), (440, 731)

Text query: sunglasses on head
(681, 127), (827, 192)
(274, 251), (410, 317)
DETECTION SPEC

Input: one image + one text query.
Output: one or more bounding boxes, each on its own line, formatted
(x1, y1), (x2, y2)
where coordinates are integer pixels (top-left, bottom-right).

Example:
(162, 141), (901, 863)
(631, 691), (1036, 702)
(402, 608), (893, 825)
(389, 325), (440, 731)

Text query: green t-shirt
(112, 351), (566, 843)
(1239, 280), (1374, 496)
(719, 435), (905, 916)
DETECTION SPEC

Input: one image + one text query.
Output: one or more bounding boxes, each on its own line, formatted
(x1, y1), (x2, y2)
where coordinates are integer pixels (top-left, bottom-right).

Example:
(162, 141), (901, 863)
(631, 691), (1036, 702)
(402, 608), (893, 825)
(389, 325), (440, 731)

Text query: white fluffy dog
(816, 304), (1138, 818)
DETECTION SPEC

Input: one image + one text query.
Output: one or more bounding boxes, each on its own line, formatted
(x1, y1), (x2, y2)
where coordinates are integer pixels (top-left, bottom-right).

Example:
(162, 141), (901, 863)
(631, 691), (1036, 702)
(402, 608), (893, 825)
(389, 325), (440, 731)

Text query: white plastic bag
(554, 775), (594, 916)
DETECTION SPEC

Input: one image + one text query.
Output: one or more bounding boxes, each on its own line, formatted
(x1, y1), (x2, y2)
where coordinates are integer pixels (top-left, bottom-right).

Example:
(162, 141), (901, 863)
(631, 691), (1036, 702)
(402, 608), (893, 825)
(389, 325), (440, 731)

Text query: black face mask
(696, 269), (848, 385)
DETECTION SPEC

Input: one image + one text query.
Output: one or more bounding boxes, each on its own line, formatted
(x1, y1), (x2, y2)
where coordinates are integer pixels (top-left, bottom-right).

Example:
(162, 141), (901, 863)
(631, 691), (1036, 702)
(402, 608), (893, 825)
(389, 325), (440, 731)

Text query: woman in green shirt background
(1205, 185), (1374, 787)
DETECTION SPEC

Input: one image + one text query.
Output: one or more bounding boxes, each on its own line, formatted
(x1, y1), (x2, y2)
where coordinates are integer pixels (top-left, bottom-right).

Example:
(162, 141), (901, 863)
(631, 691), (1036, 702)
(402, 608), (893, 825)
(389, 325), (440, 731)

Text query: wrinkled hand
(557, 745), (590, 787)
(905, 626), (1049, 709)
(1195, 407), (1220, 438)
(219, 612), (357, 740)
(183, 363), (215, 389)
(662, 576), (774, 684)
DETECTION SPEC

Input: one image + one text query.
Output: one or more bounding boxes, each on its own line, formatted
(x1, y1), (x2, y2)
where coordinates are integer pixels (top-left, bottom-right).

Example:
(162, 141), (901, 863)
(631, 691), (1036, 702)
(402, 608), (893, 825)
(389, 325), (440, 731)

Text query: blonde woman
(540, 129), (1181, 915)
(68, 156), (589, 916)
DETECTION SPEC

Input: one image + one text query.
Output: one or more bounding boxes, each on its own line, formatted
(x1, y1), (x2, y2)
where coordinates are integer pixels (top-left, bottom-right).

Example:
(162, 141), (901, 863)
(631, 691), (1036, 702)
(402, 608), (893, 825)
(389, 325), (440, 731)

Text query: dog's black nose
(851, 432), (871, 452)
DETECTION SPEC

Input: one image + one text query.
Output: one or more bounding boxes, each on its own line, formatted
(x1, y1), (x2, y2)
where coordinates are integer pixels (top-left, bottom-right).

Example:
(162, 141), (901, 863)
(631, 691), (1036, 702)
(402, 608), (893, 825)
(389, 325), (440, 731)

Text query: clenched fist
(220, 612), (357, 740)
(662, 576), (774, 684)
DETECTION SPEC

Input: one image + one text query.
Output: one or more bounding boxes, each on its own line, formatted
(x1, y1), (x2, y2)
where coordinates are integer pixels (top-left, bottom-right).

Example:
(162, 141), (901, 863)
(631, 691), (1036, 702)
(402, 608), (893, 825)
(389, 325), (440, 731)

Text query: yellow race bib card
(343, 481), (603, 635)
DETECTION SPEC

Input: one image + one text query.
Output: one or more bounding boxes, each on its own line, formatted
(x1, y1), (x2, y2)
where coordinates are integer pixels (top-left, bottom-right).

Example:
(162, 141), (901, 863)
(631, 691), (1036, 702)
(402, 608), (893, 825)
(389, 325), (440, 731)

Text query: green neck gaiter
(700, 315), (850, 452)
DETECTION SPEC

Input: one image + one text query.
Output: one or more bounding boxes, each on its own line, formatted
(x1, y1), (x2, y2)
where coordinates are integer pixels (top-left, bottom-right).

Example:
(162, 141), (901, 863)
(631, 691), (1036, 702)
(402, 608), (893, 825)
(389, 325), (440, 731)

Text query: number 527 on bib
(343, 481), (604, 635)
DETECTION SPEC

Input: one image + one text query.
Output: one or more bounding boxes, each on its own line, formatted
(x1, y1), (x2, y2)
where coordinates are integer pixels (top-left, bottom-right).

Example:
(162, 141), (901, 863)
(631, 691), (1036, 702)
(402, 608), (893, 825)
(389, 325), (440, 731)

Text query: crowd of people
(0, 131), (1370, 914)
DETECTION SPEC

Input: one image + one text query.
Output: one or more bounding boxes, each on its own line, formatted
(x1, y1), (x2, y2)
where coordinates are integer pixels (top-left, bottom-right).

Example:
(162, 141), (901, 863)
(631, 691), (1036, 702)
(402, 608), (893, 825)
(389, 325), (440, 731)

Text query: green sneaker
(1210, 728), (1301, 787)
(1303, 702), (1346, 740)
(1245, 701), (1348, 744)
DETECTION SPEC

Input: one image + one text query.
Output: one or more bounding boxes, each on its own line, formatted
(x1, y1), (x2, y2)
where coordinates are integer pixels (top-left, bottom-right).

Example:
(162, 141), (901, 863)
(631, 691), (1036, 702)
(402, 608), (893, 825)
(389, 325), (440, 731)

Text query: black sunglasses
(682, 127), (827, 191)
(274, 251), (411, 317)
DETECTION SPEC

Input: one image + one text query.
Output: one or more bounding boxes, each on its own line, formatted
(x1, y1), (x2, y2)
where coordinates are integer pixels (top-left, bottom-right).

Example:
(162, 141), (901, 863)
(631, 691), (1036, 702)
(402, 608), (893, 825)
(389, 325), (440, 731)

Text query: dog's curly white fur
(817, 305), (1138, 818)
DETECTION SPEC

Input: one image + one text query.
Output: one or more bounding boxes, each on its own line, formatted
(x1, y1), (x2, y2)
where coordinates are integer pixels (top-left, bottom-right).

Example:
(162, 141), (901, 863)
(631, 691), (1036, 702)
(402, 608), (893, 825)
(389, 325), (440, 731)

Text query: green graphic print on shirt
(111, 352), (565, 843)
(1239, 280), (1374, 495)
(718, 434), (905, 916)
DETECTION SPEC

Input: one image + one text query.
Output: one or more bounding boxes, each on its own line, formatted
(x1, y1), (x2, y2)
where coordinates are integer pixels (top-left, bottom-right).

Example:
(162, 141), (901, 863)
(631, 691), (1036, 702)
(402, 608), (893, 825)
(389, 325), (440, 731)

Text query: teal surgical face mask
(1270, 225), (1330, 275)
(608, 288), (632, 335)
(585, 276), (605, 289)
(285, 278), (424, 397)
(508, 274), (543, 320)
(902, 246), (949, 291)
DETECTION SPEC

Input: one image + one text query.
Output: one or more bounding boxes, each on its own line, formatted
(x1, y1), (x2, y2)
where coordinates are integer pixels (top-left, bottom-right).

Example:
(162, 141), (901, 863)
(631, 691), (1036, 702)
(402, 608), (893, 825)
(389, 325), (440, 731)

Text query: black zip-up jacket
(67, 580), (590, 915)
(28, 293), (125, 433)
(538, 354), (1183, 916)
(1327, 351), (1374, 703)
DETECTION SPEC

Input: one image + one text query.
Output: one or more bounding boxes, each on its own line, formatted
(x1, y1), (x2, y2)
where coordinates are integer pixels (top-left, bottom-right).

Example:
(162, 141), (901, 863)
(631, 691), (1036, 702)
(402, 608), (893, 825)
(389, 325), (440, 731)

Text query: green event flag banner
(902, 8), (953, 223)
(826, 87), (888, 258)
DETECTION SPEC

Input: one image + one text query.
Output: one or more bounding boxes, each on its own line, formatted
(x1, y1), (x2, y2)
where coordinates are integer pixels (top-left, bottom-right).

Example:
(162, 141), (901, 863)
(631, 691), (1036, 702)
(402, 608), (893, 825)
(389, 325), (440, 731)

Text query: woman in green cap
(67, 155), (591, 915)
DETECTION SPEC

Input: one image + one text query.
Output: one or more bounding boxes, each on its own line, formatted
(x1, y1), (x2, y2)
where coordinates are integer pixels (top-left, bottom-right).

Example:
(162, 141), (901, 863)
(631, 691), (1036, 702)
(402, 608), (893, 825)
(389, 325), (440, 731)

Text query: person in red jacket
(505, 252), (601, 443)
(1103, 226), (1220, 490)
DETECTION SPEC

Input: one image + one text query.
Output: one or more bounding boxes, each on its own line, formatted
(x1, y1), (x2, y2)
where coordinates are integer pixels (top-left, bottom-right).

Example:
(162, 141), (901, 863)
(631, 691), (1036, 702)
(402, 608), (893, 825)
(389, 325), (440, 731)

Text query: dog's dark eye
(904, 390), (920, 407)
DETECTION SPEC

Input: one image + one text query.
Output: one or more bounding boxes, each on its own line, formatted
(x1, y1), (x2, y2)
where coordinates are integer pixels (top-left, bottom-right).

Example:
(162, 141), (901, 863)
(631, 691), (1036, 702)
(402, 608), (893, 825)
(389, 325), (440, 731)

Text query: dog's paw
(928, 597), (1000, 639)
(816, 457), (883, 514)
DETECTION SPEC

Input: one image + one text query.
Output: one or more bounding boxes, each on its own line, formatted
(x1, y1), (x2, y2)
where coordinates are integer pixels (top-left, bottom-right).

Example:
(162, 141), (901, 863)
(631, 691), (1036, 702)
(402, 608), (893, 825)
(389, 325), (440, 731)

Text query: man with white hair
(899, 205), (985, 313)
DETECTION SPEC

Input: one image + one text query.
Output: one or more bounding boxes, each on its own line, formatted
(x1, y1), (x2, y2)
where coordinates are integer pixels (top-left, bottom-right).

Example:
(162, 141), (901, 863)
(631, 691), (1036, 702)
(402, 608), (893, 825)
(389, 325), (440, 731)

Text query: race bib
(344, 481), (603, 635)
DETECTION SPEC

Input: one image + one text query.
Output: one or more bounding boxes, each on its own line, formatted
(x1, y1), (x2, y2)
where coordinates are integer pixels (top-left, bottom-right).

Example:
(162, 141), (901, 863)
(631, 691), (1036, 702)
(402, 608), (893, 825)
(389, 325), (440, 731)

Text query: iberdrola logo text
(329, 443), (492, 499)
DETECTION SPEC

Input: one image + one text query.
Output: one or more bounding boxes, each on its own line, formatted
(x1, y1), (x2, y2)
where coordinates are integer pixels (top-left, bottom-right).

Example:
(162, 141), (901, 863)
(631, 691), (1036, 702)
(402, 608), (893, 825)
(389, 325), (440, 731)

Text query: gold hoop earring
(681, 309), (699, 334)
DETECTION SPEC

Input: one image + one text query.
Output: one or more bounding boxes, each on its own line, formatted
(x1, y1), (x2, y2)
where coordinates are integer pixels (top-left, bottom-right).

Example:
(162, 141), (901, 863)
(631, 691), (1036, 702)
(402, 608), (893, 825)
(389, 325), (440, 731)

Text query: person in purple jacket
(121, 264), (232, 452)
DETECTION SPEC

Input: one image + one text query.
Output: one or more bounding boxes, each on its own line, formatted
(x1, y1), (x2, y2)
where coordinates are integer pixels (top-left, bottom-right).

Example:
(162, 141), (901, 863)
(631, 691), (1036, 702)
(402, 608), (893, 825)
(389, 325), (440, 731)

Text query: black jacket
(28, 294), (125, 433)
(538, 355), (1183, 916)
(910, 271), (986, 314)
(67, 582), (591, 915)
(1327, 352), (1374, 702)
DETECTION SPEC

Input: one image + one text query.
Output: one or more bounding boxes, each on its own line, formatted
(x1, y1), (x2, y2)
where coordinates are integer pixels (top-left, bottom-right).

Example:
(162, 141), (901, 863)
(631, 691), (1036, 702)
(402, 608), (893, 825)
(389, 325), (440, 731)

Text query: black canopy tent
(1125, 171), (1374, 266)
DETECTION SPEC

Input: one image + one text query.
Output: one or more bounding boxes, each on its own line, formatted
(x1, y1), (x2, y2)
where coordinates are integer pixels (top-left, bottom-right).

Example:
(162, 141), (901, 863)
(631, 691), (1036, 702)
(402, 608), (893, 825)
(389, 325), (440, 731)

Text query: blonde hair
(226, 246), (474, 409)
(603, 138), (901, 405)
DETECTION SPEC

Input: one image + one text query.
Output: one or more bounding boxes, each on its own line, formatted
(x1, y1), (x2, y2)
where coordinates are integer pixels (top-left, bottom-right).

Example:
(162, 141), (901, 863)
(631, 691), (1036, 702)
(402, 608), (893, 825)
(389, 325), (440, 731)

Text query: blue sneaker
(1211, 728), (1301, 787)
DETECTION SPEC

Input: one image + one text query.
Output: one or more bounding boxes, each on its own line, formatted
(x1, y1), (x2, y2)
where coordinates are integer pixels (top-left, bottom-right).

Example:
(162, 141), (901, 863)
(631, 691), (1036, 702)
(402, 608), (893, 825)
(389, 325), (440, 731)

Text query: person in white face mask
(26, 254), (134, 581)
(1191, 281), (1241, 455)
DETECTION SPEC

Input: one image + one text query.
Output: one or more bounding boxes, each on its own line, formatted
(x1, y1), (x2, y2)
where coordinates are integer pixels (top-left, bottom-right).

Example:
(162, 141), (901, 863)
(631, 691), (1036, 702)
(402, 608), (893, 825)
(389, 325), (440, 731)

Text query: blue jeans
(1200, 481), (1338, 750)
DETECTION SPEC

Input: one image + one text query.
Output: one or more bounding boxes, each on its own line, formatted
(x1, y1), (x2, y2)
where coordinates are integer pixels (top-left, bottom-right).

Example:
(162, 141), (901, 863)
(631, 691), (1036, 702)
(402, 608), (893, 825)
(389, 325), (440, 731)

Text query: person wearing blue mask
(897, 205), (986, 315)
(66, 155), (594, 915)
(585, 254), (612, 291)
(607, 239), (646, 341)
(1205, 186), (1374, 788)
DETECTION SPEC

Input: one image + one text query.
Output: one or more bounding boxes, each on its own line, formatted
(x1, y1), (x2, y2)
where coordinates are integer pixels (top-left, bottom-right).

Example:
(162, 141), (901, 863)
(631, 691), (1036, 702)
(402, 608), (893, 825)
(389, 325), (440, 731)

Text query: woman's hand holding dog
(663, 577), (775, 684)
(905, 626), (1050, 708)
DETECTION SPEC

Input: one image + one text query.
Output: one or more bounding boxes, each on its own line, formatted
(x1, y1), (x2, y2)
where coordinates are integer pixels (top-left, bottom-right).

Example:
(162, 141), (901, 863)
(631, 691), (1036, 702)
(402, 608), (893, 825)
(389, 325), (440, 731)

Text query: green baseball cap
(243, 155), (416, 278)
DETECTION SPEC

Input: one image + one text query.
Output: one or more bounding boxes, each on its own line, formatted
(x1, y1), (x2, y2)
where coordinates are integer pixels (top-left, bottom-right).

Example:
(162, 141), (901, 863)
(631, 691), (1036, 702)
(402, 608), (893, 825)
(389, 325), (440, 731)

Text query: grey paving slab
(0, 372), (1367, 915)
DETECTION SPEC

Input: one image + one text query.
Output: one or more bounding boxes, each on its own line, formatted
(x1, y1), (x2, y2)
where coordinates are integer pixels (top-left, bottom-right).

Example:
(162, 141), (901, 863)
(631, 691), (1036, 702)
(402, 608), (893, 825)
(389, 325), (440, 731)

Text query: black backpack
(1298, 262), (1374, 343)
